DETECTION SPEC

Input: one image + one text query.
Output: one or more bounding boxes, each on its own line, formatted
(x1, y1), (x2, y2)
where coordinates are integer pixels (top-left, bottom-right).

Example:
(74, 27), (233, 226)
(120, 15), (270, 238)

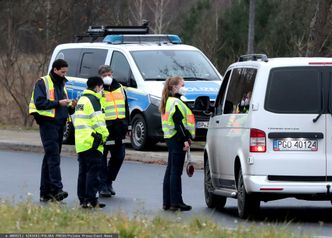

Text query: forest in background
(0, 0), (331, 126)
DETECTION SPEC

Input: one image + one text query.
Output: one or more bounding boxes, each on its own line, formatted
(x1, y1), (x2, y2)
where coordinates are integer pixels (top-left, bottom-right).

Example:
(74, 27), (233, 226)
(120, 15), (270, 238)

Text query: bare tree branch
(147, 0), (171, 33)
(306, 0), (332, 56)
(129, 0), (145, 25)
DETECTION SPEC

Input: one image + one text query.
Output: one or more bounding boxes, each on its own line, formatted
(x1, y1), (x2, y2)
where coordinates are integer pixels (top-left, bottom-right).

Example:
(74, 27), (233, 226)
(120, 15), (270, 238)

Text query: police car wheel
(63, 120), (74, 145)
(131, 114), (148, 150)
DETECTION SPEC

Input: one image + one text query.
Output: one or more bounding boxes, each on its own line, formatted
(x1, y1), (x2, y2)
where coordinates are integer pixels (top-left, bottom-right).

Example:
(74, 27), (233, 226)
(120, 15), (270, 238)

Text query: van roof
(54, 42), (200, 52)
(230, 57), (332, 69)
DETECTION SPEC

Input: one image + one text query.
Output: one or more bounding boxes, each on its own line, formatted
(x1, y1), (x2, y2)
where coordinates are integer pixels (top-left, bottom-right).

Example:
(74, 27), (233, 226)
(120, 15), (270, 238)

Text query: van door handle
(216, 120), (220, 124)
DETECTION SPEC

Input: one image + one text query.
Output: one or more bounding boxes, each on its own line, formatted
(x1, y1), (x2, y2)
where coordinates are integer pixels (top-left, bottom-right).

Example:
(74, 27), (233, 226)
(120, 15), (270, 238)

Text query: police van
(48, 25), (222, 150)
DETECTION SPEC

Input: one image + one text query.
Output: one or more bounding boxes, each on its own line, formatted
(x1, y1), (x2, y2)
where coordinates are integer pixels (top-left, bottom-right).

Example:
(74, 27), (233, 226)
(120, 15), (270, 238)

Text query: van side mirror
(120, 81), (128, 87)
(129, 76), (137, 88)
(193, 96), (213, 116)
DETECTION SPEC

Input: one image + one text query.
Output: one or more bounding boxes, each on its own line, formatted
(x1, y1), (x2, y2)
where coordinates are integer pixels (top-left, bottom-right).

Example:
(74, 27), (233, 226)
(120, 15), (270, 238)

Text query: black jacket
(172, 94), (192, 142)
(32, 71), (74, 125)
(103, 80), (130, 140)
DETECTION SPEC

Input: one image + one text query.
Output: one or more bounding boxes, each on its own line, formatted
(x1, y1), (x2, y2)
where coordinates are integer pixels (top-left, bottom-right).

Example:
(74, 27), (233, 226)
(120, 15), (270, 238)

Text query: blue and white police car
(49, 25), (222, 150)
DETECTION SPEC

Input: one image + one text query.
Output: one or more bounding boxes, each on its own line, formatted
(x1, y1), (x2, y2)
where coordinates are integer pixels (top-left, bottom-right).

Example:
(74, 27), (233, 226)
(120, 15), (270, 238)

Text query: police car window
(79, 49), (107, 78)
(131, 50), (220, 81)
(110, 51), (131, 85)
(265, 67), (321, 113)
(56, 49), (81, 76)
(215, 70), (231, 115)
(224, 68), (256, 114)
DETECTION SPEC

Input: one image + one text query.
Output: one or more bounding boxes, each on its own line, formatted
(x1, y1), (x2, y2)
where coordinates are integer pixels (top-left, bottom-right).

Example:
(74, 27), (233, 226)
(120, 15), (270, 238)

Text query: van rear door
(258, 67), (326, 178)
(325, 68), (332, 179)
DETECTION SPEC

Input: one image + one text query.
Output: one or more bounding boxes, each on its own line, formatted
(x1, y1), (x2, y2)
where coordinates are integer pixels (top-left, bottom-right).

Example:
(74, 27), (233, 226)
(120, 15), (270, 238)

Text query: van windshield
(265, 67), (321, 113)
(131, 50), (220, 81)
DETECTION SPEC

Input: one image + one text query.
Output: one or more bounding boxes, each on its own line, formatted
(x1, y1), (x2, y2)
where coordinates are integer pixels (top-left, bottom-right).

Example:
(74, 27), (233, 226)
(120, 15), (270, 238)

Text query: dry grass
(0, 200), (311, 238)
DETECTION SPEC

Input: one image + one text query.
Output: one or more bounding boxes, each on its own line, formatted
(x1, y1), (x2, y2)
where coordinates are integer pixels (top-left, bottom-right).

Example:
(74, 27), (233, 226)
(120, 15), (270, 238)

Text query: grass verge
(0, 201), (310, 238)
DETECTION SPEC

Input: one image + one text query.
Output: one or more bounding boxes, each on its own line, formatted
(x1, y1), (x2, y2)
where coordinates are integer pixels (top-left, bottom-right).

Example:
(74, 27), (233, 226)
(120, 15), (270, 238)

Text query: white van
(203, 54), (332, 218)
(49, 25), (222, 150)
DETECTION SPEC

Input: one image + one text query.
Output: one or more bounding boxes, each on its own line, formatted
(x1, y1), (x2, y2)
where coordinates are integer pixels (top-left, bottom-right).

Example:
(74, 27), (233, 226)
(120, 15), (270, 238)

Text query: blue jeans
(163, 137), (186, 206)
(39, 121), (64, 196)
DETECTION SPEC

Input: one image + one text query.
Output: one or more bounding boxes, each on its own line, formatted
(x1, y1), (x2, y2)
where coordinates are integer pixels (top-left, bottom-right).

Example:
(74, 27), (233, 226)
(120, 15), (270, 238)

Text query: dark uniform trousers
(163, 136), (186, 206)
(39, 120), (64, 196)
(77, 149), (102, 204)
(100, 139), (125, 189)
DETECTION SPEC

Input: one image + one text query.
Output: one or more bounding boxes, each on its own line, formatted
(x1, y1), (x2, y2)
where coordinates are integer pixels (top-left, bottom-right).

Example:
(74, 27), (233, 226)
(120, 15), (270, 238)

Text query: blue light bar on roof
(103, 35), (123, 44)
(103, 34), (182, 44)
(167, 35), (182, 44)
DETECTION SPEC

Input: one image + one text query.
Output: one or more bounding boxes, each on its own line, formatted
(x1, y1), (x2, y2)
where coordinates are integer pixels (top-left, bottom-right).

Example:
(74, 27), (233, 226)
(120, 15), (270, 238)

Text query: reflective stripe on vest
(73, 92), (107, 153)
(29, 75), (68, 118)
(161, 97), (196, 139)
(103, 86), (126, 120)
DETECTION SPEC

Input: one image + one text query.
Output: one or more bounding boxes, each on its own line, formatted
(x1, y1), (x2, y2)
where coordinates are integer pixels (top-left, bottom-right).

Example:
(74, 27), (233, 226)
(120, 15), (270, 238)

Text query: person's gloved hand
(91, 132), (102, 149)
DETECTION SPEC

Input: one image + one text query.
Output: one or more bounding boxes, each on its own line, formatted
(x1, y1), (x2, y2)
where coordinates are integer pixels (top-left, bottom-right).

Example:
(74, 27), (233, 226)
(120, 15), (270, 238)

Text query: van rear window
(265, 67), (321, 113)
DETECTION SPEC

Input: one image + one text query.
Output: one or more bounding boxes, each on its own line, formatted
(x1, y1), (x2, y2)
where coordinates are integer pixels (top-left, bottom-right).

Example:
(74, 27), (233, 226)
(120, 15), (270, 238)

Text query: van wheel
(237, 168), (260, 219)
(131, 114), (148, 150)
(63, 120), (74, 145)
(204, 158), (227, 209)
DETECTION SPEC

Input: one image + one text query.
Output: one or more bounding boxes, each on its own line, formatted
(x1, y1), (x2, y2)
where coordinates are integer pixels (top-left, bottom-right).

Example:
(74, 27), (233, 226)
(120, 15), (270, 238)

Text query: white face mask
(178, 86), (188, 95)
(103, 76), (113, 85)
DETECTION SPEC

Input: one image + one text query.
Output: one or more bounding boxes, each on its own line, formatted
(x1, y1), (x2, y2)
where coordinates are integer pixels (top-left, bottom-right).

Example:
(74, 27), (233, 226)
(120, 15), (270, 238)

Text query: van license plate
(273, 139), (318, 151)
(196, 121), (209, 129)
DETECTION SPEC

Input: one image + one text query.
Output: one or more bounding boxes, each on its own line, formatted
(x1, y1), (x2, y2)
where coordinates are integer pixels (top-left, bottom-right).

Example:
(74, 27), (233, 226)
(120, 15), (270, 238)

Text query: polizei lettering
(186, 87), (218, 92)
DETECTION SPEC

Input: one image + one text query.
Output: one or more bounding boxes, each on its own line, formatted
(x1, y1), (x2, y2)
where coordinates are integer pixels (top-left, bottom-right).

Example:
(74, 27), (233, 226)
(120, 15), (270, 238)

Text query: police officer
(29, 59), (76, 202)
(98, 65), (130, 197)
(73, 76), (109, 208)
(160, 76), (195, 211)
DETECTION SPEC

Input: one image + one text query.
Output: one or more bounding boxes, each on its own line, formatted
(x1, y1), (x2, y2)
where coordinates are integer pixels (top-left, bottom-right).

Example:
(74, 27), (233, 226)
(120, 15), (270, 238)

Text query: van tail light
(250, 128), (266, 152)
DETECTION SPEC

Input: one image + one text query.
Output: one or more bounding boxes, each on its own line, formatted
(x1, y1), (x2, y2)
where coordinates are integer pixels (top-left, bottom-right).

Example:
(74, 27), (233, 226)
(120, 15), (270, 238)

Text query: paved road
(0, 129), (204, 168)
(2, 150), (332, 237)
(0, 150), (204, 215)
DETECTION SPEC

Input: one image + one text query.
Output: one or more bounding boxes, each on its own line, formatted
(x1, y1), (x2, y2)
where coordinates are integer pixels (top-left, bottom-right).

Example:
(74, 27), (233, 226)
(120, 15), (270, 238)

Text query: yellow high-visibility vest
(29, 75), (68, 118)
(161, 97), (196, 139)
(101, 86), (126, 120)
(73, 89), (109, 153)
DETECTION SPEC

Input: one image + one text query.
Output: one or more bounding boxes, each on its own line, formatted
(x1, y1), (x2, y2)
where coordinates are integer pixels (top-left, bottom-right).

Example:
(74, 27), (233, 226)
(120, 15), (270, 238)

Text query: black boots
(165, 203), (192, 211)
(40, 190), (68, 202)
(53, 190), (68, 201)
(108, 184), (116, 196)
(99, 183), (116, 197)
(99, 189), (112, 197)
(81, 201), (106, 209)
